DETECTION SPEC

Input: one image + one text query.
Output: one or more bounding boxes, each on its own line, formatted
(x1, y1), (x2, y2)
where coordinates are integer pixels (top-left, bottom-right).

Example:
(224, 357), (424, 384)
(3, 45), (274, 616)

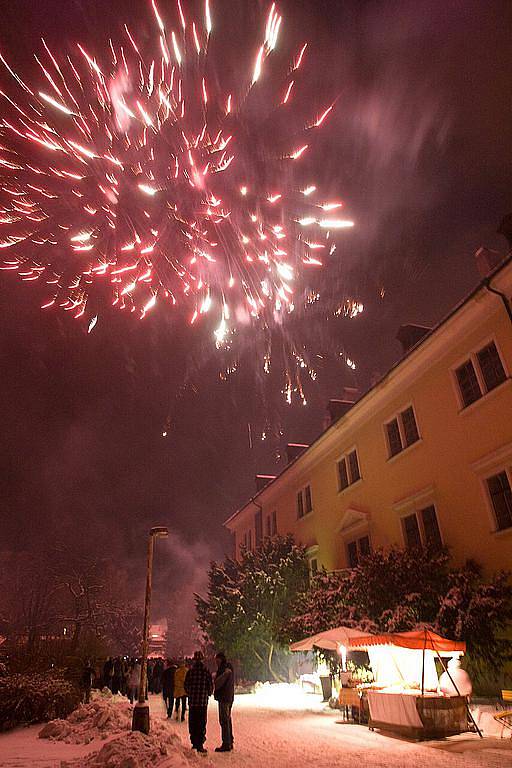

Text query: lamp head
(150, 526), (169, 538)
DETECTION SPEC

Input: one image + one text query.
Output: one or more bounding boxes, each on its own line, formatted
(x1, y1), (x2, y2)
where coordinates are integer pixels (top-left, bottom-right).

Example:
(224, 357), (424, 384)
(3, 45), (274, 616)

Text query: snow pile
(39, 694), (132, 744)
(61, 729), (199, 768)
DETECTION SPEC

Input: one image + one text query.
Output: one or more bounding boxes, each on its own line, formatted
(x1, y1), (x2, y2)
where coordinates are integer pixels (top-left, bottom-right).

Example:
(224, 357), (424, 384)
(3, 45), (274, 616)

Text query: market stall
(290, 627), (370, 701)
(349, 629), (479, 739)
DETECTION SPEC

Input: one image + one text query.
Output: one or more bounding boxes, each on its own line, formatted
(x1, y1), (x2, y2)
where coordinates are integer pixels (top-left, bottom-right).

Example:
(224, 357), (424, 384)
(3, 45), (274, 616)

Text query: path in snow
(0, 686), (511, 768)
(153, 688), (512, 768)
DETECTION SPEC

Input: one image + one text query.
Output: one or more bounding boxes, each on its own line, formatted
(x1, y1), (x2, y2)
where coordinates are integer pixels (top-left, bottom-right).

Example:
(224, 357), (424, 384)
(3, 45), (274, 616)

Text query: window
(271, 510), (277, 535)
(386, 418), (403, 457)
(338, 449), (361, 491)
(304, 485), (313, 514)
(348, 450), (361, 483)
(265, 515), (271, 538)
(403, 514), (422, 549)
(297, 485), (313, 518)
(255, 509), (263, 547)
(338, 458), (349, 490)
(297, 490), (304, 519)
(347, 535), (371, 568)
(402, 505), (442, 550)
(421, 505), (443, 549)
(401, 406), (420, 446)
(486, 471), (512, 531)
(477, 342), (506, 392)
(455, 340), (507, 409)
(456, 361), (481, 407)
(247, 530), (252, 551)
(385, 407), (420, 458)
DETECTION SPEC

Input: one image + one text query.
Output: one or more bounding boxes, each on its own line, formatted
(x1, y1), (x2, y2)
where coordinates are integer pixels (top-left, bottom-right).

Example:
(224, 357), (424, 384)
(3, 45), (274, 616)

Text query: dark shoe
(197, 747), (207, 754)
(215, 746), (231, 752)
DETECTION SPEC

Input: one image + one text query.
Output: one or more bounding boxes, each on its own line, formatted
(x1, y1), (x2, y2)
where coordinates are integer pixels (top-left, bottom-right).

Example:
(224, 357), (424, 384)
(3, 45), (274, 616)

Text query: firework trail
(0, 2), (353, 329)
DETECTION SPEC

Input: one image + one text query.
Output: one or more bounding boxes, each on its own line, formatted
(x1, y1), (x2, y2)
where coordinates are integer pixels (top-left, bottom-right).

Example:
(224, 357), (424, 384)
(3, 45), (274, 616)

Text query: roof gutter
(485, 277), (512, 327)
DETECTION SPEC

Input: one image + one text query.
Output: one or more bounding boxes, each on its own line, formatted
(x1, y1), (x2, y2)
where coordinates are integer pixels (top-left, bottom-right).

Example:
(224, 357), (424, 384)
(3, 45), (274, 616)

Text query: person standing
(81, 659), (95, 704)
(213, 652), (235, 752)
(184, 651), (213, 753)
(102, 657), (114, 691)
(162, 659), (177, 718)
(173, 659), (188, 721)
(112, 657), (124, 695)
(128, 659), (141, 705)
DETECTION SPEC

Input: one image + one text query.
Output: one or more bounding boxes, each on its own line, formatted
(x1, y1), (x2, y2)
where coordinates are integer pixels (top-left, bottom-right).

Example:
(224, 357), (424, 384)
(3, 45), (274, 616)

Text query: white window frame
(383, 402), (421, 461)
(451, 336), (509, 412)
(336, 446), (362, 493)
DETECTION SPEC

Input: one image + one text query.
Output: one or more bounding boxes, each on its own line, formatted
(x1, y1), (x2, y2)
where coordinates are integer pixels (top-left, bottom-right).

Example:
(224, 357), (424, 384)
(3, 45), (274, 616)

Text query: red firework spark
(0, 1), (353, 343)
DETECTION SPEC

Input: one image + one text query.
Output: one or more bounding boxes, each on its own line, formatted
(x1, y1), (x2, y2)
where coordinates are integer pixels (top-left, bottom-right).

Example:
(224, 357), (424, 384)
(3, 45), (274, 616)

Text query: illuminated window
(486, 471), (512, 531)
(402, 505), (442, 550)
(347, 535), (371, 567)
(297, 485), (313, 518)
(455, 340), (507, 409)
(385, 406), (420, 458)
(337, 449), (361, 491)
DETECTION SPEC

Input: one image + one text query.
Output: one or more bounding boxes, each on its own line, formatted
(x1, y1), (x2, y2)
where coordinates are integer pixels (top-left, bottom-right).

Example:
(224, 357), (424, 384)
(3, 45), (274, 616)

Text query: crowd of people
(82, 650), (234, 754)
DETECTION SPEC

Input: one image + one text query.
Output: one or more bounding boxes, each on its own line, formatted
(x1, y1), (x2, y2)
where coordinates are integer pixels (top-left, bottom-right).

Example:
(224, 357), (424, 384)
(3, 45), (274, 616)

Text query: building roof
(224, 253), (512, 529)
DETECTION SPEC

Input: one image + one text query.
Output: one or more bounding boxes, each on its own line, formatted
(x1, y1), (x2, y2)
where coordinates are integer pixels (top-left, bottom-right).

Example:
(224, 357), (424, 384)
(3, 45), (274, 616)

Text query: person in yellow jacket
(173, 659), (189, 721)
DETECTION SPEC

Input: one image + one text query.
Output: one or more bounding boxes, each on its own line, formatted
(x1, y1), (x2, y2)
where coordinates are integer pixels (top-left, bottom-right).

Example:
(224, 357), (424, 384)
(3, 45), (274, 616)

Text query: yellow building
(225, 255), (512, 577)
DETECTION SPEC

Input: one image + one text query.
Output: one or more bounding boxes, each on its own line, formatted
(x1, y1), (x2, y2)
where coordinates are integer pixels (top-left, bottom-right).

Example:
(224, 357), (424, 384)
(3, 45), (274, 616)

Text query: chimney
(396, 324), (431, 354)
(286, 443), (309, 463)
(326, 399), (355, 425)
(474, 246), (505, 278)
(324, 386), (359, 427)
(497, 213), (512, 250)
(255, 474), (276, 492)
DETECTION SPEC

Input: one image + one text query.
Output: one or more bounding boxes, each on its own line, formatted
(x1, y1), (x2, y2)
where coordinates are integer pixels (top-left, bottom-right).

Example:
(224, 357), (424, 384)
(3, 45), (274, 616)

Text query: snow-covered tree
(196, 535), (309, 680)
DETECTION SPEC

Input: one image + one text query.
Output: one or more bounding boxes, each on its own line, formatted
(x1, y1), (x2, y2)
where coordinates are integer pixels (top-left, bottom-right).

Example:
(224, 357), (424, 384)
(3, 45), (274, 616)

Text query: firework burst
(0, 1), (353, 341)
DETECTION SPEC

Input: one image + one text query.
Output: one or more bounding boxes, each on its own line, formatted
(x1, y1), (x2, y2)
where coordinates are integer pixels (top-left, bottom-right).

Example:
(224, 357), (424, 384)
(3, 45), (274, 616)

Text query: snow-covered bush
(287, 545), (512, 678)
(0, 670), (80, 731)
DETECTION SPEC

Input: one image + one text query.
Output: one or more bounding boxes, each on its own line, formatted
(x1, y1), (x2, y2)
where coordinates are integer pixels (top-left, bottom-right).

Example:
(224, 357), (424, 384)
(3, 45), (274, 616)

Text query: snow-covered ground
(0, 685), (511, 768)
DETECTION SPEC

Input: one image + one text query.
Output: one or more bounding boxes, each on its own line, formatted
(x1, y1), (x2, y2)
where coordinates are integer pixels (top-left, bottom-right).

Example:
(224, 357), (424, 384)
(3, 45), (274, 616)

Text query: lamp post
(132, 525), (169, 734)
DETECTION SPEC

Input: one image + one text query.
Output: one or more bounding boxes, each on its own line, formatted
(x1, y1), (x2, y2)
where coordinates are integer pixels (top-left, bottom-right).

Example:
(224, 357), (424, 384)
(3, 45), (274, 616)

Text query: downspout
(485, 279), (512, 327)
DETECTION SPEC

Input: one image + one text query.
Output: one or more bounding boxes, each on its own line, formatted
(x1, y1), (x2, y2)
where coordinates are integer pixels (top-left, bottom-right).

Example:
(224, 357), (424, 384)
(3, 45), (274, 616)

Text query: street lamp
(132, 525), (169, 734)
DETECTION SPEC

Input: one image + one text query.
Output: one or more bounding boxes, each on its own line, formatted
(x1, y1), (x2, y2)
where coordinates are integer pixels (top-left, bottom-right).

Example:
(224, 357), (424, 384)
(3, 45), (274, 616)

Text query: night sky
(0, 0), (511, 631)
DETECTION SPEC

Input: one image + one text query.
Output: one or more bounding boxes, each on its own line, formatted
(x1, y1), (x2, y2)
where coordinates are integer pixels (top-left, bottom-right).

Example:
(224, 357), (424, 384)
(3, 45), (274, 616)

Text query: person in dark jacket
(103, 657), (114, 691)
(184, 651), (213, 753)
(81, 659), (95, 704)
(162, 659), (177, 717)
(213, 652), (235, 752)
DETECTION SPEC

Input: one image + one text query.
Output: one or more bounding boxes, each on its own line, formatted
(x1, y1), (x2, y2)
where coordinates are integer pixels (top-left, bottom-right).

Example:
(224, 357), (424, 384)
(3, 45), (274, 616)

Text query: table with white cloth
(366, 689), (468, 738)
